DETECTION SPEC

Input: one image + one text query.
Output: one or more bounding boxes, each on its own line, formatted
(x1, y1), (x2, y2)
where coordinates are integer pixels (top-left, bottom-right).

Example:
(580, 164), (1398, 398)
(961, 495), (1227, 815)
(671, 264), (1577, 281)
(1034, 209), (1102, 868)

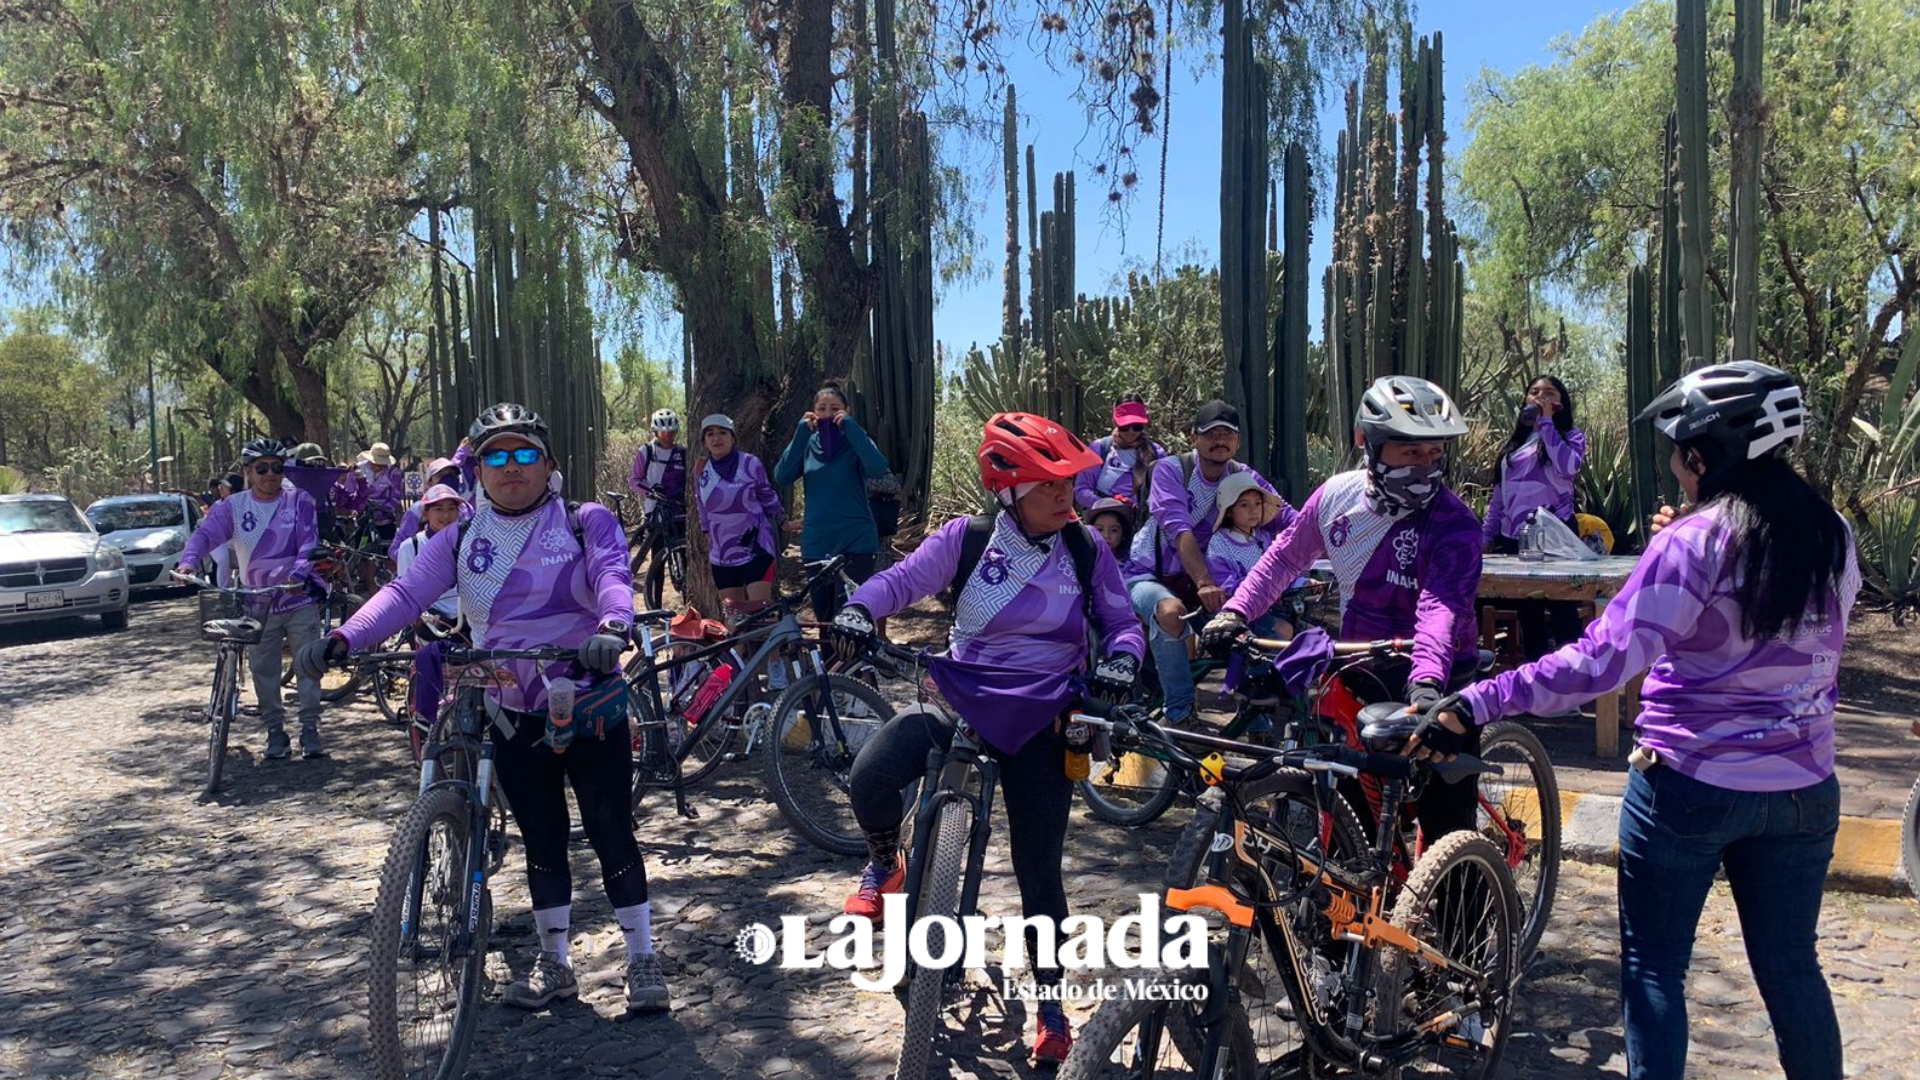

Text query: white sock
(533, 904), (572, 967)
(615, 901), (654, 958)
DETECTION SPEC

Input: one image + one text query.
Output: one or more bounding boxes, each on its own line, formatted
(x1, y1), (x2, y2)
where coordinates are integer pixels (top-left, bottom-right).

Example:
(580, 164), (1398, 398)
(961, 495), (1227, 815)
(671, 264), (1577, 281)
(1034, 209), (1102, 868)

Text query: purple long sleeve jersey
(1483, 422), (1587, 545)
(178, 487), (320, 615)
(695, 452), (783, 566)
(336, 496), (634, 714)
(1221, 470), (1481, 686)
(1146, 456), (1282, 578)
(337, 464), (406, 520)
(1460, 504), (1860, 792)
(1074, 437), (1168, 509)
(629, 440), (688, 512)
(850, 514), (1145, 675)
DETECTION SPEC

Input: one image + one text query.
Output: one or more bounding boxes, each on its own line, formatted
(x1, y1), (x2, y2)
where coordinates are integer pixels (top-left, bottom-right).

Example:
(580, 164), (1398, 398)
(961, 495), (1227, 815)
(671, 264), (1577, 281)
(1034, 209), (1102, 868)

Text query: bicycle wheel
(1079, 746), (1184, 828)
(1058, 973), (1256, 1080)
(1476, 721), (1561, 965)
(628, 677), (734, 818)
(894, 799), (971, 1080)
(318, 592), (366, 702)
(367, 785), (488, 1080)
(762, 673), (897, 856)
(665, 545), (687, 601)
(1902, 772), (1920, 901)
(642, 553), (666, 611)
(204, 651), (240, 797)
(372, 656), (413, 726)
(1164, 771), (1370, 1076)
(1378, 831), (1519, 1079)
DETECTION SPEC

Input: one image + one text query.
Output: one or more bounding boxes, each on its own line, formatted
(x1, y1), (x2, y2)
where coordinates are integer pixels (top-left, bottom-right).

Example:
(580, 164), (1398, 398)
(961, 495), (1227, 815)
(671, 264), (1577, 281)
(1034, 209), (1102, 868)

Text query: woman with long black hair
(1414, 361), (1858, 1080)
(1481, 374), (1585, 552)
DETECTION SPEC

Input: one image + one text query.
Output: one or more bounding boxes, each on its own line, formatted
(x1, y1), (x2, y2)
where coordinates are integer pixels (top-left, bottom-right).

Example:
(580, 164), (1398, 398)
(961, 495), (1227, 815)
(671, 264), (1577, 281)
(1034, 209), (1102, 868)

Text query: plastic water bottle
(684, 662), (736, 726)
(546, 677), (577, 753)
(1518, 510), (1548, 562)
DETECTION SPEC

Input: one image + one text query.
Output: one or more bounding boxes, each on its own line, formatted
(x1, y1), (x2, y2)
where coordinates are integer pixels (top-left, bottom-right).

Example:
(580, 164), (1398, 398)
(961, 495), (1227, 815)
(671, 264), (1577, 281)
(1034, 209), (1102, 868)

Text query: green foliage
(0, 330), (116, 474)
(1849, 498), (1920, 620)
(1457, 0), (1920, 492)
(0, 466), (28, 495)
(1572, 421), (1642, 554)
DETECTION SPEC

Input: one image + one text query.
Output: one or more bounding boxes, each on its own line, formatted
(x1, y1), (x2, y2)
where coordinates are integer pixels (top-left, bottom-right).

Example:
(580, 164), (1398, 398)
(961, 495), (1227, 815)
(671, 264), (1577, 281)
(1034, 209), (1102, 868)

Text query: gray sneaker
(264, 728), (291, 760)
(624, 952), (671, 1014)
(504, 951), (578, 1009)
(299, 727), (327, 759)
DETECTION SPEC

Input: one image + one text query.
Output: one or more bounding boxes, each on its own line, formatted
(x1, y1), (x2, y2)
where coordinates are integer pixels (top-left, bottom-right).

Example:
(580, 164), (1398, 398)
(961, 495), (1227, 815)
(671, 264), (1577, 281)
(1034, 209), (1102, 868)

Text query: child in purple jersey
(1201, 375), (1484, 842)
(828, 412), (1145, 1066)
(694, 414), (784, 613)
(297, 402), (672, 1019)
(1415, 361), (1854, 1080)
(177, 438), (326, 760)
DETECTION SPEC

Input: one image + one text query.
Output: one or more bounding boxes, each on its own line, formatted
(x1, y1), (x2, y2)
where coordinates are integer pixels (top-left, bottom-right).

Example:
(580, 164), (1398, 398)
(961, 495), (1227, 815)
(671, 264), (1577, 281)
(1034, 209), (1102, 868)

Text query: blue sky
(928, 0), (1629, 361)
(1, 2), (1631, 372)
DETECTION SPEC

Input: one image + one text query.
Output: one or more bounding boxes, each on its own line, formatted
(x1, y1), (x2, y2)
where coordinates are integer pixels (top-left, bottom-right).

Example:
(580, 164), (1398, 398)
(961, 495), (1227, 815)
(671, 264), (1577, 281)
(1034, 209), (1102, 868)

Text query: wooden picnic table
(1308, 554), (1644, 757)
(1475, 555), (1642, 757)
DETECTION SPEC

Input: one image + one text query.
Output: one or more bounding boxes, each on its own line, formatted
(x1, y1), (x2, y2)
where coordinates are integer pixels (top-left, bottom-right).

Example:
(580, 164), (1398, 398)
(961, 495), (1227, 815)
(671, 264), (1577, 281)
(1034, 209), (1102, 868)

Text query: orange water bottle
(1063, 717), (1094, 781)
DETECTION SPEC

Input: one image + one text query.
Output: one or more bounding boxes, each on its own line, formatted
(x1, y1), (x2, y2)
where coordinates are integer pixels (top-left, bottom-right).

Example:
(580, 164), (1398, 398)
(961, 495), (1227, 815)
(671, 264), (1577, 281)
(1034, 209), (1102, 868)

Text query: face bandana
(814, 418), (844, 462)
(1366, 455), (1447, 517)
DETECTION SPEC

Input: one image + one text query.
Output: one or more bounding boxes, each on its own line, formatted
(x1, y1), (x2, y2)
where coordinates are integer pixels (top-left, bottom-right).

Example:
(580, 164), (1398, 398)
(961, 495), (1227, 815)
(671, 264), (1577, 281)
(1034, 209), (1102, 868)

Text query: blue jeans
(1128, 580), (1194, 722)
(1616, 764), (1842, 1080)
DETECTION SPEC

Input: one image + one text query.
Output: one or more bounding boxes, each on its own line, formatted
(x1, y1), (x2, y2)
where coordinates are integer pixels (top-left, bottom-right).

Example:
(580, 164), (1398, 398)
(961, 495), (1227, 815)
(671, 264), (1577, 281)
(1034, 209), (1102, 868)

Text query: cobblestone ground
(1, 594), (1915, 1079)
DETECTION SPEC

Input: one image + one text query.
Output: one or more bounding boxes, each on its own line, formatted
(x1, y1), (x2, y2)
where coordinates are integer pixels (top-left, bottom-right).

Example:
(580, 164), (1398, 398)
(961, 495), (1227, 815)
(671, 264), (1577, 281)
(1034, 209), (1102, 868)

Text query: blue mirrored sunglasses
(480, 447), (543, 467)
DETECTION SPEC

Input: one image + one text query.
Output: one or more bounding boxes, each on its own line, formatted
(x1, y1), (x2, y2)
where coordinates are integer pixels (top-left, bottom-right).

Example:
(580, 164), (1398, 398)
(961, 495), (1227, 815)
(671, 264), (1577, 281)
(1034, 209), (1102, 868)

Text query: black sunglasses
(1117, 424), (1147, 434)
(252, 462), (284, 475)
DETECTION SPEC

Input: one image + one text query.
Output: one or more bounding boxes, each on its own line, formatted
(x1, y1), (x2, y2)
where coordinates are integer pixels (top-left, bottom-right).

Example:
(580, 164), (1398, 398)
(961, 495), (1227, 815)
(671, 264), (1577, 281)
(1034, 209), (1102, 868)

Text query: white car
(87, 493), (203, 593)
(0, 493), (131, 631)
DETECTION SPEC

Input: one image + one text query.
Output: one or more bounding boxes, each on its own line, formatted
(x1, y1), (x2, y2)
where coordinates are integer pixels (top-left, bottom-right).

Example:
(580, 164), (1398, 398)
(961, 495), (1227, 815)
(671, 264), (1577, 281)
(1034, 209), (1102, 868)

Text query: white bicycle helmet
(1635, 360), (1805, 463)
(650, 408), (680, 433)
(1354, 376), (1469, 451)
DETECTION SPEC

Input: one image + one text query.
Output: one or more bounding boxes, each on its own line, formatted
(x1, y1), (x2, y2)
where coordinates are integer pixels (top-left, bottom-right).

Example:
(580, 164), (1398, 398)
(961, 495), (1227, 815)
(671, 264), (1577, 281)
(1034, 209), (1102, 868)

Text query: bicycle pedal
(721, 752), (748, 763)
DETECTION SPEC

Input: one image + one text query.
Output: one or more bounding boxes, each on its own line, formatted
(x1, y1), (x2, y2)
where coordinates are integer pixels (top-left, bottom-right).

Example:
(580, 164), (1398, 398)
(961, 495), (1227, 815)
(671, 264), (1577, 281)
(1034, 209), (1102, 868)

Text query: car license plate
(26, 590), (66, 611)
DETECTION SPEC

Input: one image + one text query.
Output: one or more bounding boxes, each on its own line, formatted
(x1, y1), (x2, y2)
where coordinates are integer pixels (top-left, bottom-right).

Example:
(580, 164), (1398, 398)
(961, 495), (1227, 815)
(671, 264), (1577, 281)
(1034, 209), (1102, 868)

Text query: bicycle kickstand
(674, 785), (697, 820)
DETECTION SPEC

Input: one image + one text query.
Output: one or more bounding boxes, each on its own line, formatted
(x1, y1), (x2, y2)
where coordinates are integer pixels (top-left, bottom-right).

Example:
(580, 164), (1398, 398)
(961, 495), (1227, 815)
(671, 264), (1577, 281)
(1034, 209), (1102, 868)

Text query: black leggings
(1334, 656), (1482, 842)
(493, 713), (649, 912)
(849, 706), (1073, 979)
(809, 551), (877, 623)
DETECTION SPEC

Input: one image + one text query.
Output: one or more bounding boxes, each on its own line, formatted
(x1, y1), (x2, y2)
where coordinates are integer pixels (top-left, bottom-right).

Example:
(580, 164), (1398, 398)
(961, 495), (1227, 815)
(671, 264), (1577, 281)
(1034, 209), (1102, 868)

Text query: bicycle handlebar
(171, 570), (304, 595)
(356, 645), (579, 666)
(1074, 704), (1417, 786)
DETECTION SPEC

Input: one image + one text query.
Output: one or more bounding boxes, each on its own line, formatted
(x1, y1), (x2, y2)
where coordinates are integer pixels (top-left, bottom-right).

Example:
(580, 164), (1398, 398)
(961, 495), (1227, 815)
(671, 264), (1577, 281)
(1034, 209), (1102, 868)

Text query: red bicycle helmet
(977, 412), (1101, 494)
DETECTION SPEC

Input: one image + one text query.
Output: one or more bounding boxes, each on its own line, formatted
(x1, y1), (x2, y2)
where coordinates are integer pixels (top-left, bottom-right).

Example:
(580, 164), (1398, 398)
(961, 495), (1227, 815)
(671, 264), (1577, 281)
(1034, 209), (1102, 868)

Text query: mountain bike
(174, 571), (305, 798)
(882, 655), (1116, 1080)
(625, 555), (896, 852)
(1096, 632), (1561, 965)
(363, 644), (576, 1080)
(602, 490), (688, 609)
(1061, 707), (1521, 1080)
(369, 610), (465, 729)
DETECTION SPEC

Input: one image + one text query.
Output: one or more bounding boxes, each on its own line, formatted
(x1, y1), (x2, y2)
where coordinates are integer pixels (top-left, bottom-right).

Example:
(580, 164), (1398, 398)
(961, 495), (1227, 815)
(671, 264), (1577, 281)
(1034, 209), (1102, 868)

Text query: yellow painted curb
(1829, 817), (1903, 882)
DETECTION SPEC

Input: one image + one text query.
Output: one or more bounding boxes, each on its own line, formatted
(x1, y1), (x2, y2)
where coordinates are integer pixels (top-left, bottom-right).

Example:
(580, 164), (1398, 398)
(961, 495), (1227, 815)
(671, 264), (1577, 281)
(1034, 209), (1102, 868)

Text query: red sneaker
(1032, 1001), (1072, 1066)
(842, 854), (905, 922)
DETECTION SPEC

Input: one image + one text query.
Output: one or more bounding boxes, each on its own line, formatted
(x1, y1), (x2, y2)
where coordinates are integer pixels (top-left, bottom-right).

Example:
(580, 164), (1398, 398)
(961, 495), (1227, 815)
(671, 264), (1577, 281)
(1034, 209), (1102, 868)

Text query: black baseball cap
(1194, 400), (1241, 433)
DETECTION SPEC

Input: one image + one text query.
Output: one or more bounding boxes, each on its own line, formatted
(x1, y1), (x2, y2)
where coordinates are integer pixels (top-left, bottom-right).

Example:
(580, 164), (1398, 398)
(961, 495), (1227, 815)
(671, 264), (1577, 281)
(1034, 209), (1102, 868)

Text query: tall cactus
(1001, 86), (1022, 361)
(1674, 0), (1716, 368)
(1652, 114), (1685, 505)
(1273, 143), (1311, 504)
(1728, 0), (1765, 361)
(1220, 0), (1270, 470)
(1321, 30), (1463, 463)
(864, 109), (937, 516)
(1032, 165), (1081, 433)
(1626, 264), (1661, 540)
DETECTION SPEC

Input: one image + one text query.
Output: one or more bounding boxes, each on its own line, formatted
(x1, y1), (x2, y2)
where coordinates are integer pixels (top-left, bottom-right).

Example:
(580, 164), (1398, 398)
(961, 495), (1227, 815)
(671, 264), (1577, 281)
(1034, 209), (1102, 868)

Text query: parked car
(0, 493), (131, 631)
(87, 492), (202, 593)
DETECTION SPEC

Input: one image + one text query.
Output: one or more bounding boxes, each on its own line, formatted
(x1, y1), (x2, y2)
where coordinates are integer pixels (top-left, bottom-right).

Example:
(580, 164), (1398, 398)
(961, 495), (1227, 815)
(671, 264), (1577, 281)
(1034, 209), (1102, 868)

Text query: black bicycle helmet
(239, 437), (291, 463)
(1354, 375), (1469, 451)
(471, 402), (548, 448)
(1635, 360), (1805, 464)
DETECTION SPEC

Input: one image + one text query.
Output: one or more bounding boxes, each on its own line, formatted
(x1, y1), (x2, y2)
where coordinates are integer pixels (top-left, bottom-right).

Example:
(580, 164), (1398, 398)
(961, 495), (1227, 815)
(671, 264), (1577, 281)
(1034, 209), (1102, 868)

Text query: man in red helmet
(828, 412), (1146, 1065)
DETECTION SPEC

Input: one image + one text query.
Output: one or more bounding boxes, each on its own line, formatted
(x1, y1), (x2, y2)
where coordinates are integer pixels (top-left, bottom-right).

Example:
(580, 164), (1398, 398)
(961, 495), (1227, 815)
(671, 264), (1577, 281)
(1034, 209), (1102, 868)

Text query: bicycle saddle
(201, 617), (263, 644)
(1477, 648), (1497, 673)
(1355, 703), (1501, 783)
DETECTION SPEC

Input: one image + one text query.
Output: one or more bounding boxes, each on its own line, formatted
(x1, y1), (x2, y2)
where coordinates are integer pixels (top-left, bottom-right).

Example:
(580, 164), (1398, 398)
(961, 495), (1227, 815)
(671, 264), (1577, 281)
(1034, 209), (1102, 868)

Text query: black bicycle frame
(899, 723), (1002, 972)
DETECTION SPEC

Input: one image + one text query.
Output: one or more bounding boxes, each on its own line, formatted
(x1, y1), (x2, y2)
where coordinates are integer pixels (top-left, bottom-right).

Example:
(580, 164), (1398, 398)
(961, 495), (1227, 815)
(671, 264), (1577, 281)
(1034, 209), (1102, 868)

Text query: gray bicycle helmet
(471, 402), (548, 451)
(1354, 376), (1469, 450)
(239, 437), (291, 463)
(650, 408), (680, 433)
(1635, 359), (1805, 463)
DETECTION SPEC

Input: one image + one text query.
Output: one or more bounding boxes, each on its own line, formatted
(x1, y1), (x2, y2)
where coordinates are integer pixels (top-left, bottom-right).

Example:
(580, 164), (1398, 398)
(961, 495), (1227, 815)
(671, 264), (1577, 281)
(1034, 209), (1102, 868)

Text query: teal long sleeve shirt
(774, 415), (890, 560)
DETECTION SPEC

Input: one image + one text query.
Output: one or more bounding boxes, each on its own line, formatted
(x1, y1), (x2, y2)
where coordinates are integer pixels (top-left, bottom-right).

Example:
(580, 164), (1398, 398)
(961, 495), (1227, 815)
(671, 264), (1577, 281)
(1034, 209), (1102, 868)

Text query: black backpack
(943, 512), (1100, 623)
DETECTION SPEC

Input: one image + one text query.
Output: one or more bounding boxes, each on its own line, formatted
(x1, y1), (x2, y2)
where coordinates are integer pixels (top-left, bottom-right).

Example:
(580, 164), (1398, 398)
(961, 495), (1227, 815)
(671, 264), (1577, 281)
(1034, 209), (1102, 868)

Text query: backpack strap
(1058, 520), (1101, 628)
(943, 513), (999, 607)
